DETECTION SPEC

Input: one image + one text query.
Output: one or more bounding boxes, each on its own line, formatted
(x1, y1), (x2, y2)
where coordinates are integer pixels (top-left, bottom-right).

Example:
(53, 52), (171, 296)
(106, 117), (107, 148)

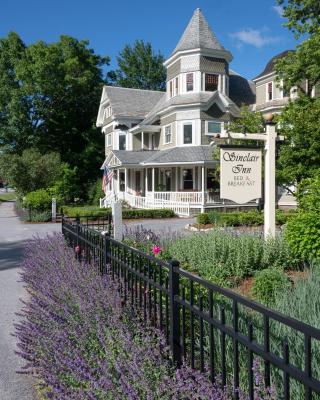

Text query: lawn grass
(0, 192), (16, 202)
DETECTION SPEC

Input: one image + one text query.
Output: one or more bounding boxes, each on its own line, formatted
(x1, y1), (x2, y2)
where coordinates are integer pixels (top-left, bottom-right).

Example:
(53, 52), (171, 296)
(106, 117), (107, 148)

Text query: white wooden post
(264, 121), (277, 238)
(141, 131), (144, 150)
(51, 198), (56, 222)
(152, 167), (155, 198)
(145, 168), (148, 195)
(112, 202), (123, 241)
(201, 166), (205, 213)
(124, 168), (128, 200)
(219, 113), (282, 239)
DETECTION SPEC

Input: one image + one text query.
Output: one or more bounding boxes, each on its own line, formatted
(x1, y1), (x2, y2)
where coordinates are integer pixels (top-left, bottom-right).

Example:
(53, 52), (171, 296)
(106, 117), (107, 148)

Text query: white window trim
(203, 73), (220, 92)
(266, 81), (273, 101)
(182, 121), (194, 146)
(185, 72), (194, 92)
(180, 166), (195, 191)
(163, 123), (172, 145)
(205, 120), (223, 136)
(106, 133), (112, 147)
(117, 130), (127, 150)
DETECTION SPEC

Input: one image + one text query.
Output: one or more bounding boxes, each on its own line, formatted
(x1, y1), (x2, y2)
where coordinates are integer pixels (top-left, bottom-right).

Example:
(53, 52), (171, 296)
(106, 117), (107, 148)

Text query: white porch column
(201, 166), (205, 213)
(152, 167), (155, 198)
(124, 168), (128, 199)
(141, 131), (144, 150)
(175, 167), (179, 191)
(145, 168), (148, 195)
(264, 122), (277, 238)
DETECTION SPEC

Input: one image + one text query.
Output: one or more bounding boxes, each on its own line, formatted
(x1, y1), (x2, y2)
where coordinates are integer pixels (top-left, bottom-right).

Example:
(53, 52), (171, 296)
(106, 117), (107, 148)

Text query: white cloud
(272, 5), (284, 17)
(229, 29), (280, 48)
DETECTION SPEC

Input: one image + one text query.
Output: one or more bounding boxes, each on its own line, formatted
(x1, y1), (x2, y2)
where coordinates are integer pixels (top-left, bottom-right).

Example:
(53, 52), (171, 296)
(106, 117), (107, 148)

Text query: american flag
(102, 166), (114, 193)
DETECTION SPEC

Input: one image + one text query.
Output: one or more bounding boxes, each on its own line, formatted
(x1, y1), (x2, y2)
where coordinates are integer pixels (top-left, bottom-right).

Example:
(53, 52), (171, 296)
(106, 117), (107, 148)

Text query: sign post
(219, 114), (281, 239)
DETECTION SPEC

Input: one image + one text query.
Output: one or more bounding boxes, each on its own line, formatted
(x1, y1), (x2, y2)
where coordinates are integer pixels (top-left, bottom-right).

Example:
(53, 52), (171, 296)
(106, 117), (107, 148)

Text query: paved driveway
(0, 202), (60, 400)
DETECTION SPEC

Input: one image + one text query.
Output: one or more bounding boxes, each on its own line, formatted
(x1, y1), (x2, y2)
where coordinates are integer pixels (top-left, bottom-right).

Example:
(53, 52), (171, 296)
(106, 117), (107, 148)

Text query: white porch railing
(125, 193), (190, 217)
(152, 191), (203, 204)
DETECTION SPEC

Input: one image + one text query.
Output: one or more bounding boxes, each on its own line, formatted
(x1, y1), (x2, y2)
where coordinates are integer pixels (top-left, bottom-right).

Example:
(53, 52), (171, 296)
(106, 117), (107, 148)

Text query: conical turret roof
(171, 8), (224, 56)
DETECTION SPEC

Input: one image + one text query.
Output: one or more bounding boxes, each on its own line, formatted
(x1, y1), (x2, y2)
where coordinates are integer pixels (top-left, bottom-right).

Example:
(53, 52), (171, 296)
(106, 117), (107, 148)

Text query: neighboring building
(97, 9), (256, 215)
(253, 50), (318, 115)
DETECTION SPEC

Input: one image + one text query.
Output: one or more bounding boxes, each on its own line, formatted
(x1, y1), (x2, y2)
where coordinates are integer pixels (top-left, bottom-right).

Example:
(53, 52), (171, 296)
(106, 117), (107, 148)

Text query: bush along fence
(62, 217), (320, 400)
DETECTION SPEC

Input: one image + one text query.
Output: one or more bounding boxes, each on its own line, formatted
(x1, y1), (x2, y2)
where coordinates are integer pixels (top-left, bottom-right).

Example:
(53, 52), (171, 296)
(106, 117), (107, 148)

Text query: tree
(228, 106), (264, 133)
(277, 96), (320, 186)
(107, 40), (166, 91)
(0, 33), (110, 195)
(0, 148), (65, 195)
(277, 0), (320, 37)
(276, 30), (320, 96)
(274, 0), (320, 188)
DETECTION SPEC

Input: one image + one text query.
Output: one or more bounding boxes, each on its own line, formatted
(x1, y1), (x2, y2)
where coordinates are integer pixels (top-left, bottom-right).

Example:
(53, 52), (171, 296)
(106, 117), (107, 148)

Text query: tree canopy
(275, 0), (320, 187)
(0, 33), (110, 195)
(0, 148), (65, 195)
(107, 40), (166, 91)
(278, 0), (320, 37)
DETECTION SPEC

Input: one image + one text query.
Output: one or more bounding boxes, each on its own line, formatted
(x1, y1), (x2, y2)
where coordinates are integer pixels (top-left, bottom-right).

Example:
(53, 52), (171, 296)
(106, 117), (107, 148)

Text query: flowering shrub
(16, 234), (276, 399)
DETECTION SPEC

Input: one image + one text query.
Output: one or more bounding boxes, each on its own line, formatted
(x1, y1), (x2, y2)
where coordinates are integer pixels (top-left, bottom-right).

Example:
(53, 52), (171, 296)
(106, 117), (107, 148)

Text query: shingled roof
(107, 146), (215, 167)
(171, 8), (224, 56)
(104, 86), (164, 119)
(253, 50), (293, 80)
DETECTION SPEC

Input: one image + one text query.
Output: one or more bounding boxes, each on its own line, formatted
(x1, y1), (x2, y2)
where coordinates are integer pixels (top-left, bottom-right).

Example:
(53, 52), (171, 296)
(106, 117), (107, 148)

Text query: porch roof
(103, 146), (216, 168)
(141, 145), (216, 165)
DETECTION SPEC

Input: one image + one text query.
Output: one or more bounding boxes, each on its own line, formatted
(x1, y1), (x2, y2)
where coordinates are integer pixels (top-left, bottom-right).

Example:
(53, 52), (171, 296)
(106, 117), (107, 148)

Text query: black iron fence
(62, 217), (320, 400)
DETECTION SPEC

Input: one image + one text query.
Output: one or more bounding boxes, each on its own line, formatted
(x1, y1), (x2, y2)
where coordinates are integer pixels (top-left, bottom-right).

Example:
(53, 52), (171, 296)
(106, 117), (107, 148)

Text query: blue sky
(0, 0), (299, 80)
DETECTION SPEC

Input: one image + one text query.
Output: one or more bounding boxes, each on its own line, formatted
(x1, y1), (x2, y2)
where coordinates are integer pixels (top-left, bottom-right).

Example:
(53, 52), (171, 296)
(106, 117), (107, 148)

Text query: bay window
(164, 125), (172, 144)
(206, 121), (222, 135)
(186, 73), (194, 92)
(119, 133), (126, 150)
(183, 123), (193, 144)
(205, 74), (219, 91)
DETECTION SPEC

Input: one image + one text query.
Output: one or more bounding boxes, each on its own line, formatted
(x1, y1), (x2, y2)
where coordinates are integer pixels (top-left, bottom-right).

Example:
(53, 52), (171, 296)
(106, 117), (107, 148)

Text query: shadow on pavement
(0, 241), (25, 271)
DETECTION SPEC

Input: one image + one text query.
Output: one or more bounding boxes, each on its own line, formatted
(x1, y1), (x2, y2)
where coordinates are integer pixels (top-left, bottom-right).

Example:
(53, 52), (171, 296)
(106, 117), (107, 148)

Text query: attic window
(186, 73), (194, 92)
(205, 74), (219, 91)
(104, 106), (112, 119)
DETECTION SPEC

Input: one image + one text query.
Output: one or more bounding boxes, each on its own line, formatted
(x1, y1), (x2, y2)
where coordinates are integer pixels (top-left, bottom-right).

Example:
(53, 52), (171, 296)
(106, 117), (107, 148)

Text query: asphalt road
(0, 202), (60, 400)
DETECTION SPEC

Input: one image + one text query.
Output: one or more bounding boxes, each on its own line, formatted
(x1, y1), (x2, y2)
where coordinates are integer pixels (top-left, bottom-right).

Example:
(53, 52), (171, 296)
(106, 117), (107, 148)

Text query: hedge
(61, 205), (176, 219)
(197, 209), (296, 227)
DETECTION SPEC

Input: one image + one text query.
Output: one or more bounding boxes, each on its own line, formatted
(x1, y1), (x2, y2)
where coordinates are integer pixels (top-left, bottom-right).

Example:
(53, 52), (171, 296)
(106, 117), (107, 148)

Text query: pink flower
(75, 245), (80, 253)
(152, 245), (161, 256)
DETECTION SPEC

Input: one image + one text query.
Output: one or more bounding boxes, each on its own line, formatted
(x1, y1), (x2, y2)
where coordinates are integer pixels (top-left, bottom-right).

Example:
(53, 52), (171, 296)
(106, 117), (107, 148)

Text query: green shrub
(252, 269), (290, 305)
(87, 178), (105, 205)
(165, 231), (298, 287)
(61, 205), (175, 219)
(28, 210), (52, 222)
(196, 213), (210, 224)
(238, 210), (263, 226)
(275, 209), (296, 225)
(285, 211), (320, 260)
(24, 189), (52, 211)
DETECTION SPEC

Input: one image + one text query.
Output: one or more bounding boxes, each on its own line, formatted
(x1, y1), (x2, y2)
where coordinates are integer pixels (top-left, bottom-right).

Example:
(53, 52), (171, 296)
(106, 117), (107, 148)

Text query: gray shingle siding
(167, 60), (181, 81)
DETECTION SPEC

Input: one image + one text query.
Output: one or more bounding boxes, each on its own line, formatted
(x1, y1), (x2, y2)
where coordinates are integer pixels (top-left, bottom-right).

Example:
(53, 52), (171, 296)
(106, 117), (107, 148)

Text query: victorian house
(96, 9), (257, 216)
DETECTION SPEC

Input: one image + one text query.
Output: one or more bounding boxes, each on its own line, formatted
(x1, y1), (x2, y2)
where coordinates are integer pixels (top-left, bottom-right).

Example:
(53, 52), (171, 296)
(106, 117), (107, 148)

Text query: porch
(100, 165), (259, 216)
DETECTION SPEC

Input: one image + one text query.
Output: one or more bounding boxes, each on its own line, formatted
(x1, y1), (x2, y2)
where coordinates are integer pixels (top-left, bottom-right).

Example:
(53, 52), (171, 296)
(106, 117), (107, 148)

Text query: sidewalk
(0, 202), (60, 400)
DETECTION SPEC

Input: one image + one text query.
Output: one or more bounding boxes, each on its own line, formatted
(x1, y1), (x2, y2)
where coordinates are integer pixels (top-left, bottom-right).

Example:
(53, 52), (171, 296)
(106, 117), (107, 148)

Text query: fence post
(169, 259), (182, 367)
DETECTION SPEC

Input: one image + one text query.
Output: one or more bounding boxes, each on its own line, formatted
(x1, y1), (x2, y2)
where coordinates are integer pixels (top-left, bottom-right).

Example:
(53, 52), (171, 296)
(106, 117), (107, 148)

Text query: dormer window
(205, 74), (219, 91)
(186, 73), (194, 92)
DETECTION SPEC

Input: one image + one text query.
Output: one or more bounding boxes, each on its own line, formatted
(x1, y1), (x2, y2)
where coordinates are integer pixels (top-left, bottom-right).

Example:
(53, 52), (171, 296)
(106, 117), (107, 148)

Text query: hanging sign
(220, 146), (262, 204)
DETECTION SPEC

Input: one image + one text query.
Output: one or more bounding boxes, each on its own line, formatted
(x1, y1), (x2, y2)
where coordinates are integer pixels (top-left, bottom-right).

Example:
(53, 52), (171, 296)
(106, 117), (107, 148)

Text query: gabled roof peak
(171, 8), (225, 56)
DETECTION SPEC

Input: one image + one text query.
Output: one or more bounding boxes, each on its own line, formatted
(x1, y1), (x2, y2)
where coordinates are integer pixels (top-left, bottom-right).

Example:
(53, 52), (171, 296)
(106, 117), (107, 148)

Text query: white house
(97, 9), (259, 216)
